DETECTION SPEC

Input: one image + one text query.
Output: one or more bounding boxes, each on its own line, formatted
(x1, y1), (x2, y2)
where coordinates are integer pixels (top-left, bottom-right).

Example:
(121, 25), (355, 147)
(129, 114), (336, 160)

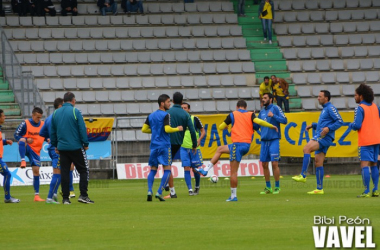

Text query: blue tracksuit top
(255, 104), (287, 141)
(312, 102), (343, 140)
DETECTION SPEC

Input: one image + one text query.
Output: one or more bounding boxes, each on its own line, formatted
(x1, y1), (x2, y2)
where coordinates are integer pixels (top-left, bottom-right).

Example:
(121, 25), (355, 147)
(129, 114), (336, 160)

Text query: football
(210, 175), (219, 183)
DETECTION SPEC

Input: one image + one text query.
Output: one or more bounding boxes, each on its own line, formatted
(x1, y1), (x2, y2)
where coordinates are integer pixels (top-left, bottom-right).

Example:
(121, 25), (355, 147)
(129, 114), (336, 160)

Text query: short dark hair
(320, 90), (331, 101)
(356, 83), (374, 103)
(53, 98), (64, 109)
(263, 92), (274, 102)
(236, 99), (247, 108)
(63, 92), (75, 102)
(0, 109), (3, 116)
(32, 107), (43, 115)
(158, 94), (170, 106)
(173, 92), (183, 104)
(264, 76), (270, 81)
(182, 102), (190, 109)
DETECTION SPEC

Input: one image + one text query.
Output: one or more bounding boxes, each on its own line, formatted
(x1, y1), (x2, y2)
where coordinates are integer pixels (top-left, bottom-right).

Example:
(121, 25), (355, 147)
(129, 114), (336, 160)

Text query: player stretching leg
(199, 100), (277, 201)
(142, 94), (183, 201)
(180, 103), (206, 195)
(292, 90), (343, 194)
(0, 109), (20, 203)
(14, 107), (46, 202)
(349, 84), (380, 198)
(39, 98), (63, 204)
(256, 93), (287, 195)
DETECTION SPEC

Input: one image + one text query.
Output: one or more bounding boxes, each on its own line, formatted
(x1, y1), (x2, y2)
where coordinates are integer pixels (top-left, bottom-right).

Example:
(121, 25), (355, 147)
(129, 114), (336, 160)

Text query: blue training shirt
(14, 118), (42, 141)
(349, 101), (380, 131)
(312, 102), (343, 140)
(145, 109), (171, 149)
(39, 114), (54, 150)
(256, 104), (287, 141)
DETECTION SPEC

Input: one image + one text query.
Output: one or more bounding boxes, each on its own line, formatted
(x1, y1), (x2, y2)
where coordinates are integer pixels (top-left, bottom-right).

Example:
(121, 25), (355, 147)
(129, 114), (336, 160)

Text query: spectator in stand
(259, 76), (273, 108)
(12, 0), (28, 16)
(271, 75), (290, 113)
(61, 0), (77, 16)
(237, 0), (245, 17)
(125, 0), (143, 15)
(97, 0), (117, 16)
(27, 0), (37, 16)
(258, 0), (275, 44)
(37, 0), (56, 16)
(0, 0), (5, 16)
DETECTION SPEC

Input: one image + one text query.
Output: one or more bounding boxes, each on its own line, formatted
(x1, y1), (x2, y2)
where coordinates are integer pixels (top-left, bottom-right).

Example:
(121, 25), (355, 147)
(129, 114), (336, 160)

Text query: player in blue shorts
(349, 84), (380, 198)
(255, 93), (287, 195)
(292, 90), (343, 195)
(198, 100), (277, 201)
(0, 109), (20, 203)
(142, 94), (183, 201)
(180, 102), (206, 196)
(40, 98), (63, 204)
(14, 107), (46, 202)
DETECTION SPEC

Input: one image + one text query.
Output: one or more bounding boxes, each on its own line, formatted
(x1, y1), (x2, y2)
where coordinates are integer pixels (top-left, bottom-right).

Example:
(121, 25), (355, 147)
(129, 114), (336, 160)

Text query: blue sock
(2, 170), (11, 199)
(48, 174), (60, 199)
(275, 181), (280, 188)
(184, 170), (192, 190)
(316, 166), (324, 190)
(53, 174), (61, 194)
(19, 140), (26, 160)
(33, 175), (40, 194)
(266, 181), (271, 188)
(301, 153), (311, 178)
(69, 170), (74, 191)
(370, 166), (379, 192)
(362, 167), (371, 194)
(147, 169), (157, 194)
(194, 171), (200, 187)
(158, 170), (171, 195)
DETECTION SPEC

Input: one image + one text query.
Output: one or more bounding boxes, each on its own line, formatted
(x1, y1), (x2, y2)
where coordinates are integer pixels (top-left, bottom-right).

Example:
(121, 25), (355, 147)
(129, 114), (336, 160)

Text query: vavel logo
(312, 216), (376, 248)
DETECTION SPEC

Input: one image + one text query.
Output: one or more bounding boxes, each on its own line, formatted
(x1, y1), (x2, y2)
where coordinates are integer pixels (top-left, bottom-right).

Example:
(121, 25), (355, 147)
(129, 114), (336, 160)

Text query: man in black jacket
(97, 0), (117, 16)
(61, 0), (77, 16)
(36, 0), (56, 16)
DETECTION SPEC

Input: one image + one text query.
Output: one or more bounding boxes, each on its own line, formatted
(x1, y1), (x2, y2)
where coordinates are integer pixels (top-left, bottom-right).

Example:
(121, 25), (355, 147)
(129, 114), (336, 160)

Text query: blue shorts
(228, 143), (250, 162)
(260, 139), (280, 162)
(180, 147), (203, 168)
(359, 145), (380, 162)
(0, 158), (10, 175)
(48, 147), (60, 169)
(149, 147), (172, 167)
(313, 135), (333, 155)
(26, 145), (41, 167)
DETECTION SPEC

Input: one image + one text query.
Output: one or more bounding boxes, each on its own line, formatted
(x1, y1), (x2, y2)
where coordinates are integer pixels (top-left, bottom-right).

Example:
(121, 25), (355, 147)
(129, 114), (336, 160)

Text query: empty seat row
(292, 71), (380, 85)
(11, 38), (246, 52)
(18, 50), (251, 64)
(275, 9), (379, 22)
(282, 46), (380, 60)
(277, 34), (380, 47)
(287, 59), (380, 72)
(7, 25), (242, 40)
(35, 74), (250, 90)
(41, 87), (257, 104)
(25, 62), (255, 77)
(114, 130), (149, 142)
(301, 95), (380, 110)
(1, 12), (237, 27)
(297, 84), (365, 99)
(274, 21), (380, 35)
(277, 0), (377, 10)
(42, 97), (260, 116)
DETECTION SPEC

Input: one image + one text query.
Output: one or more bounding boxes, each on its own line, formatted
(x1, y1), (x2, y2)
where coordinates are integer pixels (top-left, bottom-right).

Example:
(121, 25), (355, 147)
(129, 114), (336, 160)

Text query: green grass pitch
(1, 175), (379, 250)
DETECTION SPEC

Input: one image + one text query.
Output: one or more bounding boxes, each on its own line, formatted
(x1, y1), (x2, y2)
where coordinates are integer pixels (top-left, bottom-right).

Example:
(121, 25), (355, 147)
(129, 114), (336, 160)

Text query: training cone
(325, 175), (331, 178)
(251, 177), (255, 179)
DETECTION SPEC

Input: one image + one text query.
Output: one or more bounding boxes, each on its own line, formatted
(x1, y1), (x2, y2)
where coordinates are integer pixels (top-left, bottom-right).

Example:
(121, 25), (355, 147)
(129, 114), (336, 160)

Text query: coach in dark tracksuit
(50, 92), (94, 204)
(165, 92), (197, 198)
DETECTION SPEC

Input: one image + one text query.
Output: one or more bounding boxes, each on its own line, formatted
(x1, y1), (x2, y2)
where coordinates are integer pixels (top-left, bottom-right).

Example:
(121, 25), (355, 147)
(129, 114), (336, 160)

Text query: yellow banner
(196, 112), (357, 158)
(84, 118), (114, 142)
